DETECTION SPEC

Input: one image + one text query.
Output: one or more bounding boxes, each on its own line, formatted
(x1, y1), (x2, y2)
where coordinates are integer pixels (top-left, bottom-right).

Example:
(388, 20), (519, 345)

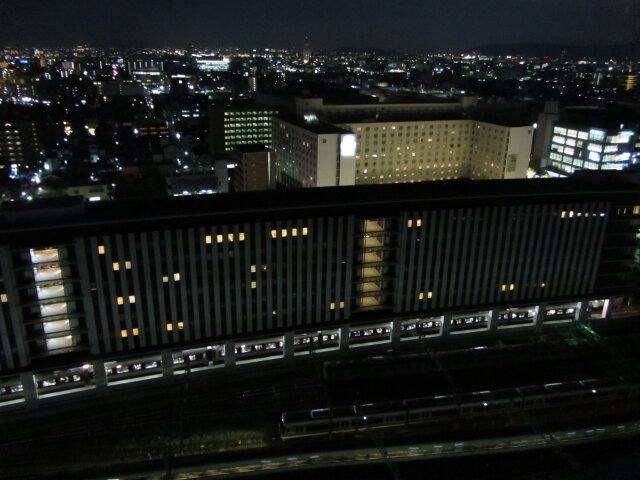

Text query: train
(280, 375), (637, 440)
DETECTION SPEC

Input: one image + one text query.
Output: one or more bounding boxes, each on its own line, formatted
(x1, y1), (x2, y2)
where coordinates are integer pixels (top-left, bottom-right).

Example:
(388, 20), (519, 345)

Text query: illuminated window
(339, 301), (345, 308)
(125, 261), (132, 270)
(251, 281), (257, 289)
(330, 302), (336, 310)
(292, 228), (298, 236)
(173, 273), (180, 281)
(251, 265), (257, 273)
(271, 229), (278, 238)
(112, 262), (120, 271)
(162, 276), (169, 283)
(178, 322), (184, 329)
(129, 295), (136, 303)
(167, 324), (173, 331)
(98, 245), (105, 254)
(228, 233), (234, 242)
(132, 328), (139, 336)
(408, 219), (413, 227)
(121, 329), (128, 338)
(0, 294), (7, 303)
(540, 282), (546, 288)
(281, 229), (288, 237)
(302, 227), (309, 236)
(205, 235), (212, 244)
(216, 234), (224, 243)
(418, 292), (424, 300)
(501, 284), (507, 292)
(117, 296), (124, 305)
(427, 291), (433, 299)
(509, 284), (515, 291)
(239, 232), (245, 241)
(416, 219), (422, 227)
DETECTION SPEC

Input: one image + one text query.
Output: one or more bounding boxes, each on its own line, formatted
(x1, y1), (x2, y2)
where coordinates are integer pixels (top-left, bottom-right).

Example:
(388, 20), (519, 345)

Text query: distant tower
(248, 67), (258, 95)
(302, 37), (311, 64)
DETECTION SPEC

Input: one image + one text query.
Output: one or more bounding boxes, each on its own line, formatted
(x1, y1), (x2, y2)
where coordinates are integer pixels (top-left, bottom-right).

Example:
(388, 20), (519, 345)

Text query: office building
(0, 173), (637, 406)
(209, 104), (279, 154)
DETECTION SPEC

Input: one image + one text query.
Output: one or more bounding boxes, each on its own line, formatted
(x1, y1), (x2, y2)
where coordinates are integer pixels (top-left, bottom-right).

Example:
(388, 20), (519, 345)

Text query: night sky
(0, 0), (638, 52)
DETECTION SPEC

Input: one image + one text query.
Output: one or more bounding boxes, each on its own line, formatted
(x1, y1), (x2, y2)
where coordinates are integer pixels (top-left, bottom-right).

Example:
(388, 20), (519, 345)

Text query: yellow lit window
(173, 273), (180, 281)
(0, 293), (7, 303)
(302, 227), (308, 236)
(251, 281), (257, 289)
(98, 245), (105, 254)
(501, 284), (507, 292)
(292, 228), (298, 236)
(281, 229), (288, 237)
(330, 302), (336, 310)
(121, 329), (128, 337)
(167, 323), (173, 331)
(250, 265), (257, 273)
(540, 282), (546, 288)
(339, 301), (345, 308)
(416, 219), (422, 227)
(418, 292), (424, 300)
(228, 233), (234, 242)
(271, 229), (278, 238)
(125, 261), (132, 270)
(216, 234), (224, 243)
(117, 296), (124, 305)
(239, 232), (245, 241)
(113, 262), (120, 271)
(262, 265), (267, 272)
(427, 291), (433, 299)
(205, 235), (212, 244)
(509, 284), (515, 291)
(178, 322), (184, 329)
(162, 276), (169, 283)
(128, 295), (136, 303)
(132, 328), (139, 336)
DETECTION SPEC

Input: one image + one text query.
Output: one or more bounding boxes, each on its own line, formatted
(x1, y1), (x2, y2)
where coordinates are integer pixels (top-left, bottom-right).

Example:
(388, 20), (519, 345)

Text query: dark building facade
(0, 173), (638, 405)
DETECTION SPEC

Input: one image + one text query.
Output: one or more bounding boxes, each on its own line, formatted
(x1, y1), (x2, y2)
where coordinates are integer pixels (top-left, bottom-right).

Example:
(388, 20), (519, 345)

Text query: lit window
(205, 235), (212, 244)
(121, 329), (128, 338)
(408, 219), (413, 227)
(250, 265), (257, 273)
(173, 273), (180, 281)
(292, 228), (298, 236)
(509, 284), (515, 291)
(129, 295), (136, 303)
(98, 245), (105, 254)
(132, 328), (139, 336)
(339, 301), (345, 308)
(427, 291), (433, 299)
(330, 302), (336, 310)
(117, 296), (124, 305)
(239, 232), (245, 241)
(0, 294), (7, 303)
(501, 284), (507, 292)
(216, 234), (224, 243)
(281, 229), (288, 237)
(162, 276), (169, 283)
(540, 282), (546, 288)
(302, 227), (309, 235)
(418, 292), (424, 300)
(251, 281), (257, 289)
(167, 324), (173, 331)
(228, 233), (234, 242)
(416, 219), (422, 227)
(178, 322), (184, 329)
(271, 229), (278, 238)
(125, 261), (132, 270)
(113, 262), (120, 271)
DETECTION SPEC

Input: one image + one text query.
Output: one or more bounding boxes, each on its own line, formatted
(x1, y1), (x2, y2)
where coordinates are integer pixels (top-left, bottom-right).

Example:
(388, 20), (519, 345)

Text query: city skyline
(1, 0), (639, 53)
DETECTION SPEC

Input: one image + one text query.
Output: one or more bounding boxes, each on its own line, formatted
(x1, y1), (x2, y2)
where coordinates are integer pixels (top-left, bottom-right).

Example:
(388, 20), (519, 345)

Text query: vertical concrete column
(534, 303), (547, 332)
(93, 360), (107, 389)
(487, 308), (500, 334)
(284, 331), (295, 360)
(440, 314), (451, 337)
(224, 341), (236, 367)
(161, 350), (174, 380)
(575, 301), (588, 325)
(391, 318), (402, 345)
(339, 325), (350, 352)
(20, 372), (37, 407)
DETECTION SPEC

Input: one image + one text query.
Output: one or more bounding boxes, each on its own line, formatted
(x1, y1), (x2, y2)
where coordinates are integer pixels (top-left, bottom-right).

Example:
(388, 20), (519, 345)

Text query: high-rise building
(0, 121), (40, 175)
(0, 173), (637, 406)
(233, 145), (271, 192)
(209, 104), (279, 154)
